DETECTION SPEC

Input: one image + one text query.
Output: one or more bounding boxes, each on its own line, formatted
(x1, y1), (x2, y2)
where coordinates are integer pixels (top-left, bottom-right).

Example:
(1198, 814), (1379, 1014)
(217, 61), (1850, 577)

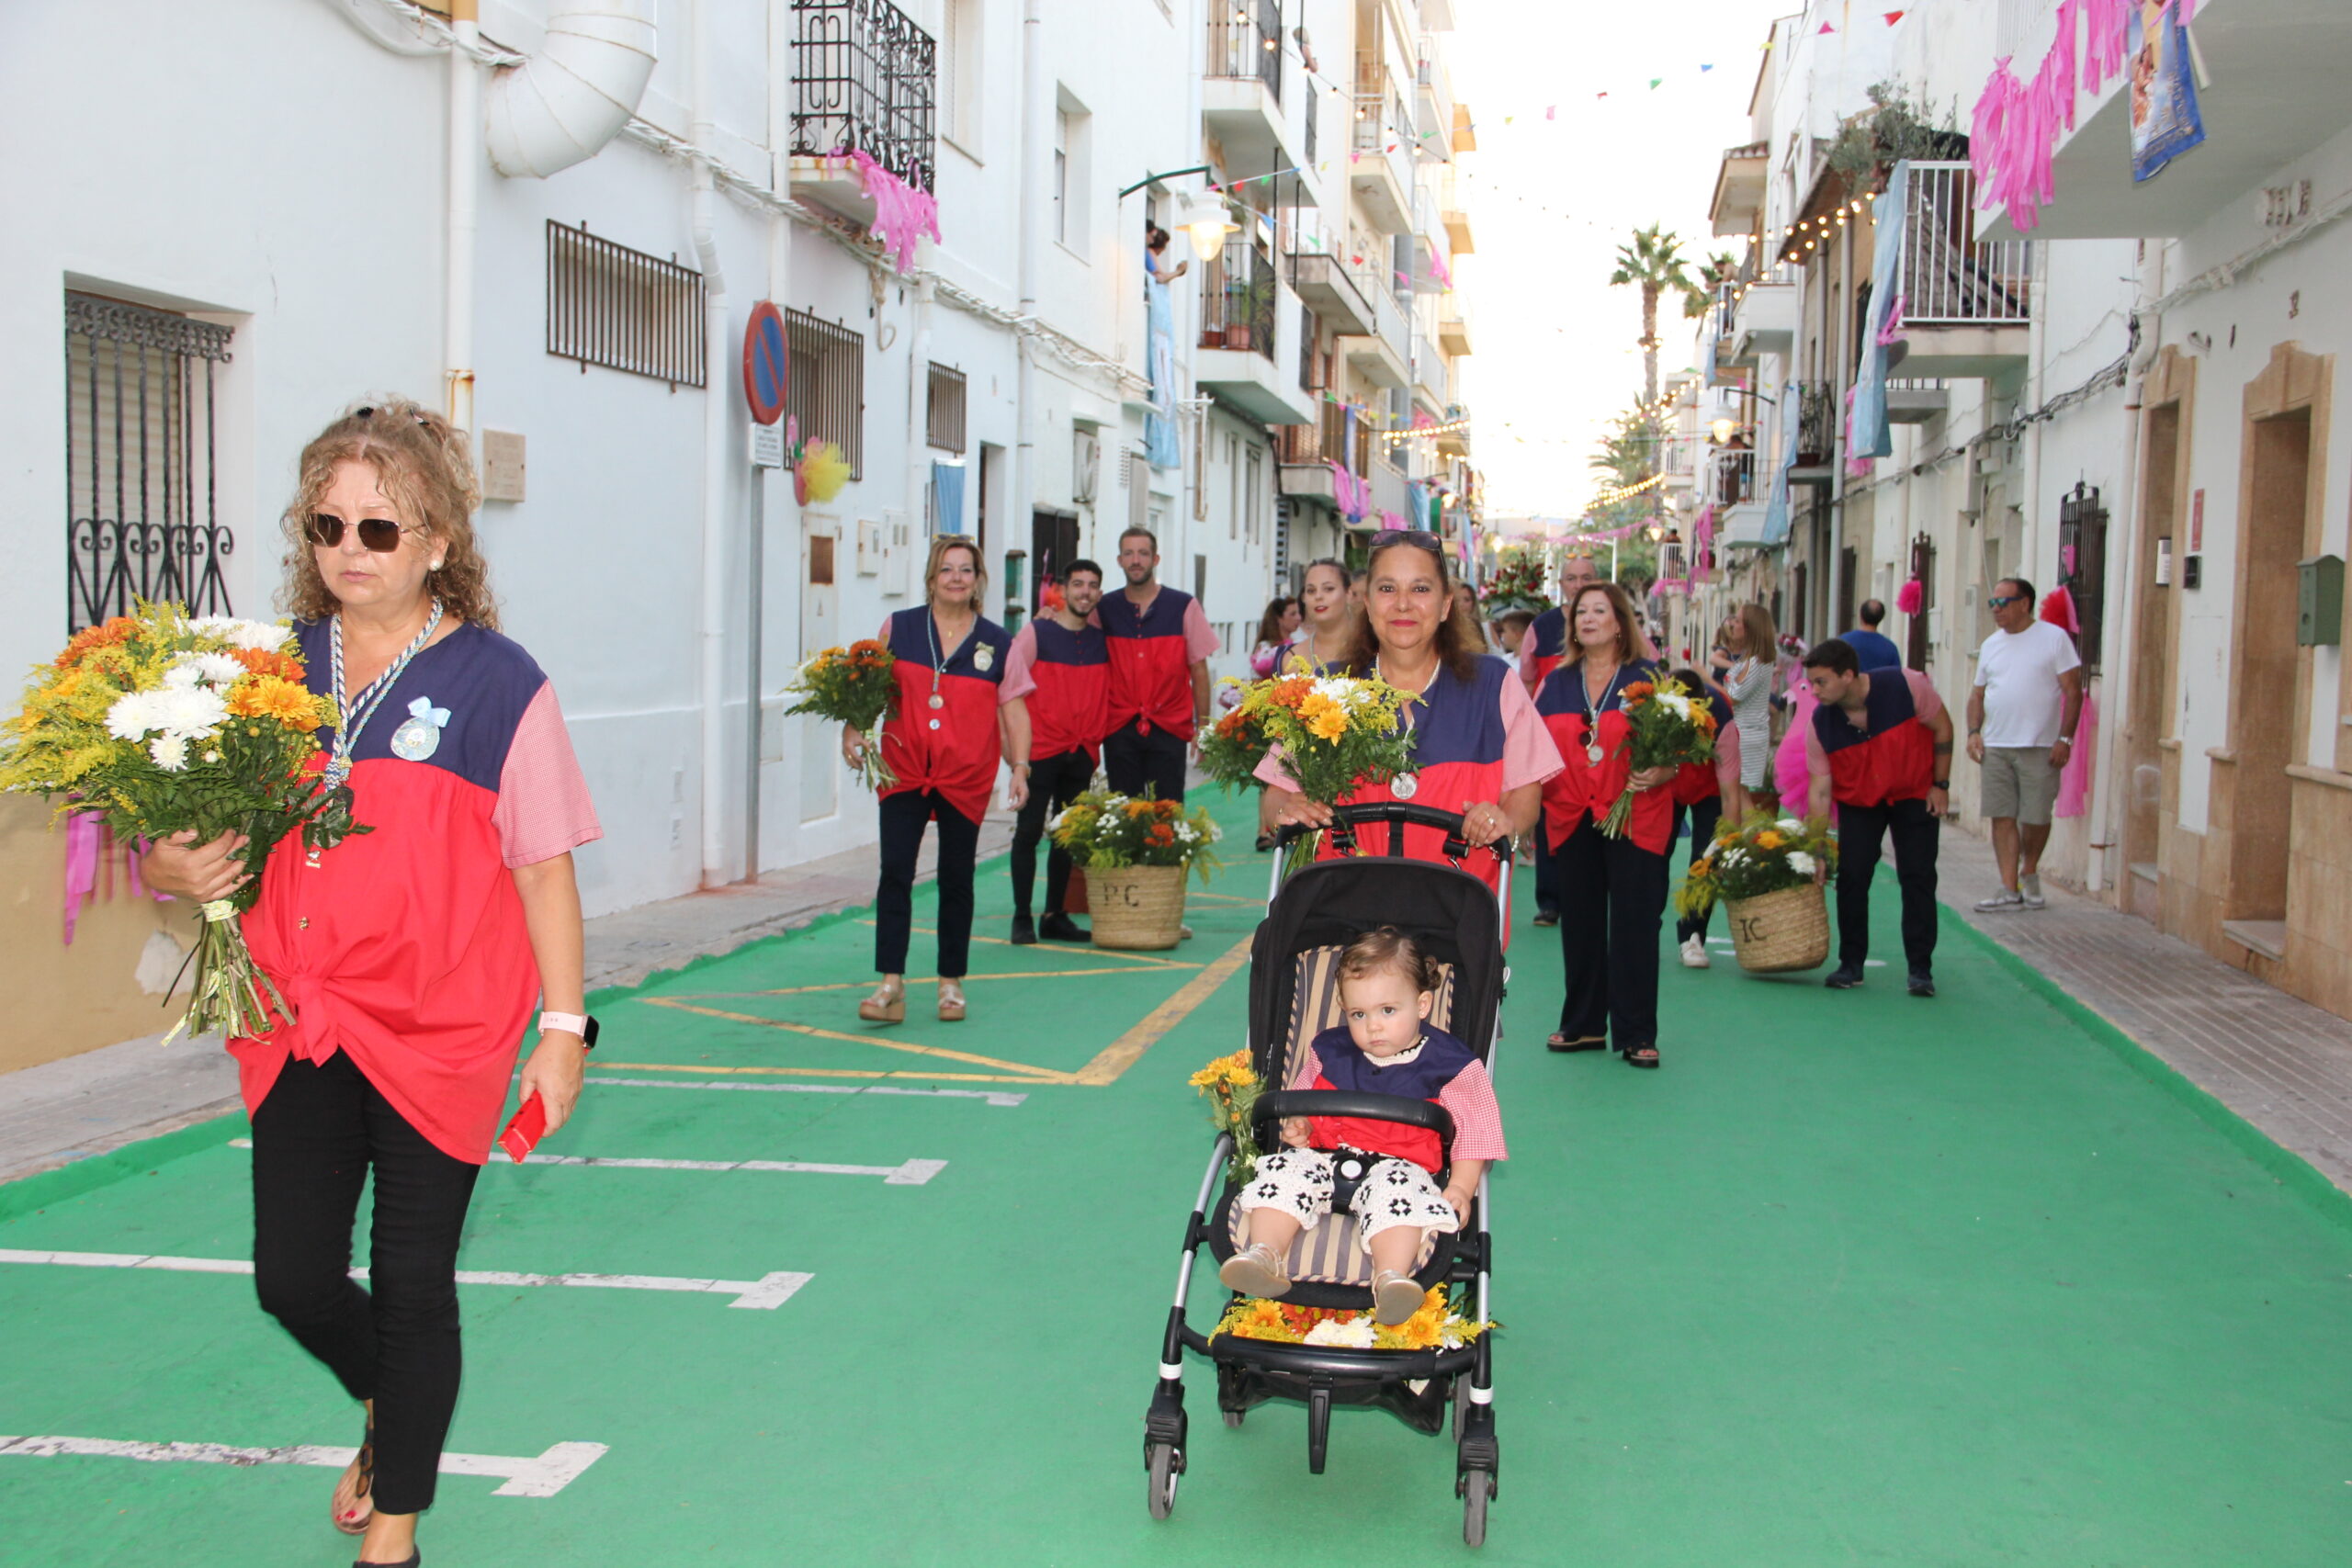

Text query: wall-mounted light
(1178, 195), (1239, 263)
(1710, 417), (1742, 445)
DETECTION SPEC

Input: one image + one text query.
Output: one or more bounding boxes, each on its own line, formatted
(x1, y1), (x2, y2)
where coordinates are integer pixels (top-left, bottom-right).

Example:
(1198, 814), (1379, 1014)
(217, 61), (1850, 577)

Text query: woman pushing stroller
(1220, 926), (1506, 1325)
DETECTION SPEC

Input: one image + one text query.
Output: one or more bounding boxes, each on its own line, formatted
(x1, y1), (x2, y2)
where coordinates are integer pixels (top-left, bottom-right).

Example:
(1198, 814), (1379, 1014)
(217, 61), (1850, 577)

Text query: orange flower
(56, 616), (138, 669)
(1123, 800), (1154, 818)
(1691, 710), (1718, 734)
(231, 675), (328, 729)
(1154, 798), (1180, 817)
(1622, 681), (1655, 703)
(1147, 822), (1176, 846)
(230, 647), (304, 683)
(1755, 829), (1784, 850)
(1268, 678), (1312, 712)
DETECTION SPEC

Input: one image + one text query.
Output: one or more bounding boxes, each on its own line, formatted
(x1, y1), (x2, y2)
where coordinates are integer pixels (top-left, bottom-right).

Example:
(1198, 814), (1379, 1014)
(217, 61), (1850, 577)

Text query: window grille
(2058, 481), (2108, 674)
(1907, 533), (1937, 671)
(927, 363), (967, 452)
(791, 0), (938, 195)
(65, 293), (235, 633)
(546, 220), (707, 388)
(786, 307), (866, 478)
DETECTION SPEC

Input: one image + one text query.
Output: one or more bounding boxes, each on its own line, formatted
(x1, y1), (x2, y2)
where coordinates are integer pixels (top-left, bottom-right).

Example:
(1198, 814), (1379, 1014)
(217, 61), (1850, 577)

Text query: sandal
(1622, 1043), (1660, 1069)
(857, 980), (905, 1024)
(936, 980), (967, 1022)
(331, 1410), (375, 1536)
(1545, 1033), (1606, 1053)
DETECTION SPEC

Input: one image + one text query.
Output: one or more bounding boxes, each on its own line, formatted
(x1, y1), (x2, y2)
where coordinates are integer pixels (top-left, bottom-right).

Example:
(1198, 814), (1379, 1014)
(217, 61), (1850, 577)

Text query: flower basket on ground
(1599, 676), (1716, 838)
(781, 638), (899, 792)
(1049, 790), (1220, 950)
(0, 604), (367, 1042)
(1189, 1048), (1262, 1183)
(1676, 810), (1838, 974)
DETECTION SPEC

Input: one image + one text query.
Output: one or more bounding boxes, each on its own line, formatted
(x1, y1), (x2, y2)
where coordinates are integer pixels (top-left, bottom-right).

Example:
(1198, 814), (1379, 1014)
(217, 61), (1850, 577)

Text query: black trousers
(1532, 826), (1561, 915)
(1555, 819), (1669, 1048)
(1672, 795), (1724, 942)
(1011, 749), (1094, 917)
(876, 787), (982, 976)
(250, 1052), (482, 1516)
(1835, 795), (1940, 972)
(1102, 721), (1188, 801)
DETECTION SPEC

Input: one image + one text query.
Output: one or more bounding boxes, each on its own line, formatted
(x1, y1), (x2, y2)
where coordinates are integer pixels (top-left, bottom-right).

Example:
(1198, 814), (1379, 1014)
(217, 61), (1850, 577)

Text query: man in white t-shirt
(1964, 578), (2085, 911)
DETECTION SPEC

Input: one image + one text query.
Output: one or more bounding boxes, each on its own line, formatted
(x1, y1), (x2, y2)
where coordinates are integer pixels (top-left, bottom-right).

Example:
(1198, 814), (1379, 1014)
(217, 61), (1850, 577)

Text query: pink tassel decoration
(1895, 578), (1925, 615)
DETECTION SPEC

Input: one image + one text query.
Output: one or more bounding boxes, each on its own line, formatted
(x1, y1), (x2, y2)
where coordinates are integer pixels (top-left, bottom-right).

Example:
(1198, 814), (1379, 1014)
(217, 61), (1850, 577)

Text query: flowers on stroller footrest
(0, 601), (365, 1043)
(1598, 676), (1717, 838)
(781, 639), (899, 792)
(1196, 688), (1275, 795)
(1675, 808), (1839, 918)
(1189, 1048), (1263, 1182)
(1047, 789), (1222, 882)
(1237, 672), (1418, 807)
(1211, 1288), (1497, 1352)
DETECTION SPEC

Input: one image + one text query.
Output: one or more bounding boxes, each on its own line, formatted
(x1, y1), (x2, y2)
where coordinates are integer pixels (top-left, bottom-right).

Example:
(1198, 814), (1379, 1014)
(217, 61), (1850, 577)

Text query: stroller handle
(1251, 1089), (1457, 1144)
(1270, 801), (1514, 865)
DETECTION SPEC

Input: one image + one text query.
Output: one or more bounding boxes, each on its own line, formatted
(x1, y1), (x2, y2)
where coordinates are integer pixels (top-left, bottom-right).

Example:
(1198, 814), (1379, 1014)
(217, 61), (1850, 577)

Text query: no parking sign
(742, 301), (788, 425)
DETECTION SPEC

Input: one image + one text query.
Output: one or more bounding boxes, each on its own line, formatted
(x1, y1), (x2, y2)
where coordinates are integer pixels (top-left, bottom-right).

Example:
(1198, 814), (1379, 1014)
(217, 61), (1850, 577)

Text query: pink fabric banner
(847, 150), (942, 274)
(2056, 693), (2098, 818)
(1972, 0), (2182, 231)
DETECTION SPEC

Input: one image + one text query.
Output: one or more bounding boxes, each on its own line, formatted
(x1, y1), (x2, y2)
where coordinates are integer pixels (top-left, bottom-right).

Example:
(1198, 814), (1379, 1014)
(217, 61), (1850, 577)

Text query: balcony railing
(790, 0), (937, 193)
(1793, 380), (1837, 465)
(1203, 239), (1277, 363)
(1710, 448), (1758, 508)
(1901, 161), (2030, 325)
(1276, 401), (1366, 476)
(1206, 0), (1282, 100)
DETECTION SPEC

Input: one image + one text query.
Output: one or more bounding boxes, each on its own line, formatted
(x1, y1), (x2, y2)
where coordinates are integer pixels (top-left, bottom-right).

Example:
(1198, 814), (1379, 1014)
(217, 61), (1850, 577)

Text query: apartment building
(1665, 0), (2352, 1020)
(1, 0), (1483, 1068)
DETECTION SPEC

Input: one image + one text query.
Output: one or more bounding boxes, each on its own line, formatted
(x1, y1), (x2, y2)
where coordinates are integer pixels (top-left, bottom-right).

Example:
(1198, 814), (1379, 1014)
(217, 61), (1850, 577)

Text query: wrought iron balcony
(1201, 240), (1276, 364)
(1206, 0), (1281, 101)
(790, 0), (936, 194)
(1900, 161), (2029, 325)
(1792, 380), (1837, 467)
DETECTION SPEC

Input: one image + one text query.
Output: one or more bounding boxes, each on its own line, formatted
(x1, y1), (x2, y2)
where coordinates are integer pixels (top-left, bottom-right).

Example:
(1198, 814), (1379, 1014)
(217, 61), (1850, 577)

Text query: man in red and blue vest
(1091, 525), (1219, 802)
(1804, 637), (1954, 998)
(1001, 559), (1109, 945)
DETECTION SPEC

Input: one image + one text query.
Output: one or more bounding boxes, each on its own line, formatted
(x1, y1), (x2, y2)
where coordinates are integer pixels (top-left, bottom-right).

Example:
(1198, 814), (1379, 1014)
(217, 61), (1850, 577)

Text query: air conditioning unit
(881, 509), (913, 597)
(1073, 431), (1102, 506)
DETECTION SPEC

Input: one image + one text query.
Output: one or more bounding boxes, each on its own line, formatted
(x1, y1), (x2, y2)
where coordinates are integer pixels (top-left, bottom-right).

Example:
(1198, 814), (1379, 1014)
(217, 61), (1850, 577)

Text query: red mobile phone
(498, 1094), (548, 1163)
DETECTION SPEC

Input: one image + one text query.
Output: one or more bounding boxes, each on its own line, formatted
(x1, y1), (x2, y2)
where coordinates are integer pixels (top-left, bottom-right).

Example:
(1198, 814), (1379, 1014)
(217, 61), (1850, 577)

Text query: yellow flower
(1300, 692), (1349, 743)
(1188, 1049), (1256, 1090)
(1755, 829), (1784, 851)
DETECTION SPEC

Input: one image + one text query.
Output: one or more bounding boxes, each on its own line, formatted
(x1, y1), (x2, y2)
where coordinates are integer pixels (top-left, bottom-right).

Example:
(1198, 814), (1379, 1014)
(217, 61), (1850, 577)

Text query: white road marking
(0, 1249), (812, 1311)
(0, 1434), (607, 1497)
(515, 1153), (947, 1184)
(582, 1075), (1026, 1108)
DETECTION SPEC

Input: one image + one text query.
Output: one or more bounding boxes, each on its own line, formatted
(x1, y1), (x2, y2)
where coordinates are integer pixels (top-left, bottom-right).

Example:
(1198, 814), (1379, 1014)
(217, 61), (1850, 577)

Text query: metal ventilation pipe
(484, 0), (658, 179)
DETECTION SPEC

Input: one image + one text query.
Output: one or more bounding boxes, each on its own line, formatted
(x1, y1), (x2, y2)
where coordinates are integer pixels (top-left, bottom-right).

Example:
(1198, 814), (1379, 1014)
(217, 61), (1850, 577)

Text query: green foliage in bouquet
(1676, 808), (1840, 919)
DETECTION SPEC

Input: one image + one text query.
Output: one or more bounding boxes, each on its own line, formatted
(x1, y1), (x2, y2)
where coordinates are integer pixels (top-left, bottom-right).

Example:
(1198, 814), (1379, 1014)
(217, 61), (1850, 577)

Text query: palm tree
(1687, 251), (1739, 319)
(1607, 225), (1698, 412)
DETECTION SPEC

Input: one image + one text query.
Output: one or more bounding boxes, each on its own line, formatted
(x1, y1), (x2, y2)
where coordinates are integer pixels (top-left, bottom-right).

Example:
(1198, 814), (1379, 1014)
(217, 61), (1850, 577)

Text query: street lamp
(1709, 416), (1742, 446)
(1178, 196), (1239, 264)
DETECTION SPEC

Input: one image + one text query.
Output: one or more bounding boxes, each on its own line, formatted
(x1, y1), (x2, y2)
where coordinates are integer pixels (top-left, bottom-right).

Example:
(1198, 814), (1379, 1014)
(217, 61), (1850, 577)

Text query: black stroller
(1142, 803), (1509, 1545)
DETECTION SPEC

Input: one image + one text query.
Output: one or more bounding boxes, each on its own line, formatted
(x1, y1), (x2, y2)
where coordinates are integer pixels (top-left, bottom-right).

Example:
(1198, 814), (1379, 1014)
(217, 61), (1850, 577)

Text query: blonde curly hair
(277, 397), (499, 630)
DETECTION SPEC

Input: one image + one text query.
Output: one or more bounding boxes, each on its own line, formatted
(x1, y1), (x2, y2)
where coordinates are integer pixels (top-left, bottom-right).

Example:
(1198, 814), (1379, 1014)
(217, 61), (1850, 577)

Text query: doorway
(1031, 505), (1080, 615)
(2123, 355), (2189, 909)
(2223, 407), (2311, 927)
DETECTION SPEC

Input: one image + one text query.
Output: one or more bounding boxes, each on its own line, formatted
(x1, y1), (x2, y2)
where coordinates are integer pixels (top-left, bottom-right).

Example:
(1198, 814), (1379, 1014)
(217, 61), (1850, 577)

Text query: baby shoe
(1371, 1269), (1424, 1325)
(1219, 1242), (1291, 1298)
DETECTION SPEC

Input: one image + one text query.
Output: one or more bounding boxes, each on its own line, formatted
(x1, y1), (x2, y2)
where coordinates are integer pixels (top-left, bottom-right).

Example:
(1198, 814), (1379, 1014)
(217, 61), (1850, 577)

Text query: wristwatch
(538, 1011), (599, 1048)
(1931, 778), (1950, 790)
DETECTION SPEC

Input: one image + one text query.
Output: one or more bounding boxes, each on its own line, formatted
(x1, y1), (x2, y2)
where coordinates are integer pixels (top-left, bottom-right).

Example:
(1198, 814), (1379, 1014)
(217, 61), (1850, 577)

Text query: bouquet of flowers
(0, 604), (367, 1043)
(1188, 1048), (1263, 1182)
(1598, 676), (1717, 838)
(1234, 672), (1416, 808)
(1048, 790), (1222, 883)
(1211, 1284), (1498, 1352)
(1195, 687), (1276, 794)
(1675, 809), (1839, 918)
(1476, 544), (1551, 616)
(782, 638), (899, 791)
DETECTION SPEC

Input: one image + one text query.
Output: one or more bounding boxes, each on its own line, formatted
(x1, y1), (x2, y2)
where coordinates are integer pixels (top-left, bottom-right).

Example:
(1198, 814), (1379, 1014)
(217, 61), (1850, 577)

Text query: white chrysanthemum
(1302, 1315), (1377, 1348)
(168, 651), (246, 688)
(149, 735), (191, 772)
(163, 662), (205, 690)
(1309, 677), (1352, 704)
(1777, 818), (1804, 834)
(1786, 850), (1817, 877)
(1657, 693), (1692, 718)
(151, 685), (229, 741)
(107, 690), (166, 740)
(190, 615), (291, 653)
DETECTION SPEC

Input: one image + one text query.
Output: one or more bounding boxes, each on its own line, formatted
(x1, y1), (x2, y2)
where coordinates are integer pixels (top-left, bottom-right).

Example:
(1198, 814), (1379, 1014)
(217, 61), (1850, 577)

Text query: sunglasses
(1986, 594), (2021, 610)
(306, 513), (416, 552)
(1368, 528), (1442, 551)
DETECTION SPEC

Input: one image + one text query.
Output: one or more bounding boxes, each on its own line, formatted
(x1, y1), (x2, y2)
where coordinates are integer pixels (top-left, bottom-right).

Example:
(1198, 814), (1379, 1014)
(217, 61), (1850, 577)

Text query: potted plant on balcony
(1224, 273), (1272, 352)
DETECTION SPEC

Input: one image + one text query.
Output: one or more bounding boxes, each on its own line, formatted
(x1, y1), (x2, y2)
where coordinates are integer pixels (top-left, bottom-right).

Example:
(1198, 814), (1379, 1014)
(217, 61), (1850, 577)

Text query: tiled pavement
(1936, 827), (2352, 1196)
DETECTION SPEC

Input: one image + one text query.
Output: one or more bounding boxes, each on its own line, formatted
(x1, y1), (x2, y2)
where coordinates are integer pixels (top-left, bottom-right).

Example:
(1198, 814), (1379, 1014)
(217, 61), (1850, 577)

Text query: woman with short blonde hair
(1709, 603), (1781, 796)
(845, 535), (1025, 1023)
(142, 397), (602, 1566)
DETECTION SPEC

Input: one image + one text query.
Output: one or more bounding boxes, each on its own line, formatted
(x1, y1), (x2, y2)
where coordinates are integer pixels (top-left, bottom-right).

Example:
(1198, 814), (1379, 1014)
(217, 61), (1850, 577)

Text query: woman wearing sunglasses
(843, 535), (1024, 1024)
(1259, 530), (1561, 907)
(140, 399), (602, 1568)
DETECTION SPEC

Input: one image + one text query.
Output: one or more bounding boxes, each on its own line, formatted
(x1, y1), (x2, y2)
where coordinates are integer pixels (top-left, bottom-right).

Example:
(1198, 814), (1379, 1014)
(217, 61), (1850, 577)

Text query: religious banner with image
(2129, 0), (2205, 184)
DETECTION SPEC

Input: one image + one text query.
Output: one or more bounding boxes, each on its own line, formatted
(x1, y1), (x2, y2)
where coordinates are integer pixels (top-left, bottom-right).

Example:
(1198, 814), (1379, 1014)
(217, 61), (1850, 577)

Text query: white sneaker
(1679, 934), (1711, 969)
(2019, 874), (2046, 909)
(1974, 888), (2025, 913)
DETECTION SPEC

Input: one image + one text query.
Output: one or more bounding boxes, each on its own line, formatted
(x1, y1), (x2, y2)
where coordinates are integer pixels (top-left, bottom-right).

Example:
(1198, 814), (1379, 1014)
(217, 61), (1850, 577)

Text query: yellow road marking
(639, 998), (1080, 1082)
(1072, 934), (1255, 1085)
(654, 966), (1193, 1001)
(865, 922), (1201, 969)
(592, 1059), (1063, 1085)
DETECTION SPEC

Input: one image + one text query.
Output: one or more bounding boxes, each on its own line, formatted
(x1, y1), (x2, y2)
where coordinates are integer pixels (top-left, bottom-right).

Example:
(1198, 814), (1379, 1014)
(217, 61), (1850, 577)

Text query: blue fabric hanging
(1145, 270), (1182, 469)
(931, 462), (967, 535)
(1848, 161), (1908, 472)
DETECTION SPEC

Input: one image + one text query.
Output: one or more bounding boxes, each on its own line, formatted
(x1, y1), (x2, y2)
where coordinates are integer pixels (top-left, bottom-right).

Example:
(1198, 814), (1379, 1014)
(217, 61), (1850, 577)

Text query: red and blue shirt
(1804, 669), (1945, 807)
(1092, 587), (1218, 739)
(1298, 1023), (1506, 1174)
(876, 608), (1015, 824)
(235, 620), (602, 1165)
(1001, 617), (1108, 763)
(1519, 604), (1568, 694)
(1535, 658), (1676, 855)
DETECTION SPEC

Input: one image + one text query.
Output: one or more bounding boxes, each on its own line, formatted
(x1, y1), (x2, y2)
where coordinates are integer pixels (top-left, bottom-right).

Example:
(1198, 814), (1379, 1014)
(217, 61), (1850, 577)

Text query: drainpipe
(445, 0), (481, 430)
(908, 275), (936, 533)
(690, 0), (732, 886)
(1012, 0), (1042, 568)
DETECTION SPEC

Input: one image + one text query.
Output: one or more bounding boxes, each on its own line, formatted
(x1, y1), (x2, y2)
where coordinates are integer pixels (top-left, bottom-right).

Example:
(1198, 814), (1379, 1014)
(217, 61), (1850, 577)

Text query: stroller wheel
(1145, 1441), (1181, 1519)
(1460, 1467), (1493, 1547)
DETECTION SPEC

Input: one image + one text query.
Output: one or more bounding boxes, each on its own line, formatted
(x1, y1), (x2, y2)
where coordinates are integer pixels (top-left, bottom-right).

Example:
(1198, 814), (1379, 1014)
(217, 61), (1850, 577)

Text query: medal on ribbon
(974, 643), (994, 672)
(390, 695), (450, 761)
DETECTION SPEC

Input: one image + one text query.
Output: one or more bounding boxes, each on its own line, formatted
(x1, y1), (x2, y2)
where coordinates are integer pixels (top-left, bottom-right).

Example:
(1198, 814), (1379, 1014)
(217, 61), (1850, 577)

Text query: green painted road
(5, 793), (2350, 1566)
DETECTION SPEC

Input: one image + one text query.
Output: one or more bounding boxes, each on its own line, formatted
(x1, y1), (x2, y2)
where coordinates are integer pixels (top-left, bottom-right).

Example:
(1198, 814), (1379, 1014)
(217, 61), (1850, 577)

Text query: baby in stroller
(1218, 926), (1508, 1325)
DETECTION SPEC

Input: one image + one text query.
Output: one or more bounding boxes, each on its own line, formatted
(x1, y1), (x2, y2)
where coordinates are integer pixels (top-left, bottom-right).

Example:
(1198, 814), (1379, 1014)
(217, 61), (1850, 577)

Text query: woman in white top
(1708, 603), (1780, 796)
